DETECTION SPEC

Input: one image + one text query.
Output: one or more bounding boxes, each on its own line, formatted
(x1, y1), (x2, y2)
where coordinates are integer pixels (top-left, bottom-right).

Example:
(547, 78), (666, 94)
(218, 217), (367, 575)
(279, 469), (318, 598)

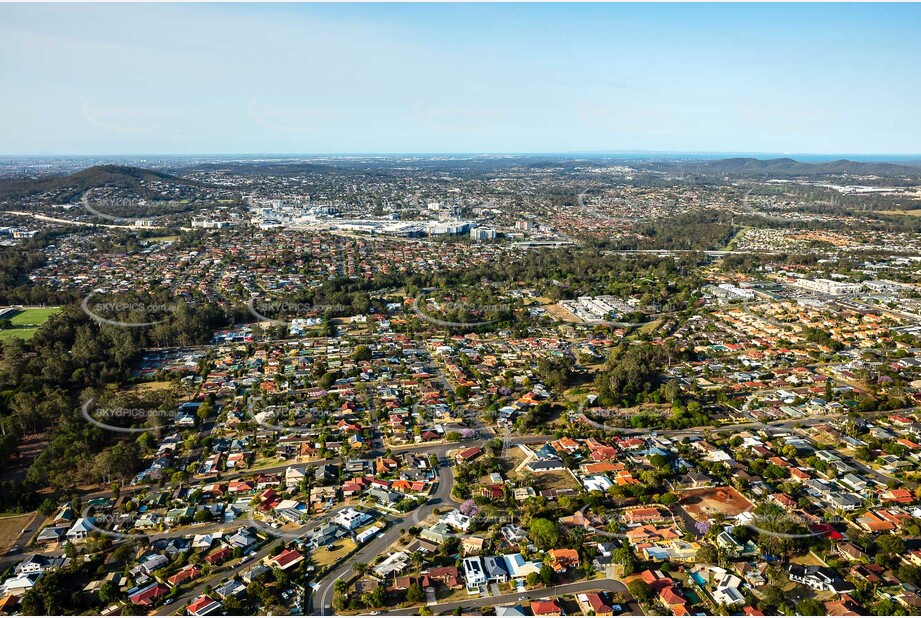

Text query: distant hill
(654, 157), (921, 179)
(0, 164), (203, 205)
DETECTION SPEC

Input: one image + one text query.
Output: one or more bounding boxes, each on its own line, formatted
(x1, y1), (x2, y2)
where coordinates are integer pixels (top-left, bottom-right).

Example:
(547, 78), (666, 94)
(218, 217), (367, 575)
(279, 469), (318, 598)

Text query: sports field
(0, 307), (61, 341)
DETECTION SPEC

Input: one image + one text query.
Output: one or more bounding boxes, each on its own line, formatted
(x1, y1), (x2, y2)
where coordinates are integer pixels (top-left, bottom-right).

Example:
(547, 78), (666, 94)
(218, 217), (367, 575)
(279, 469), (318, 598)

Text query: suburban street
(381, 579), (638, 616)
(310, 456), (459, 616)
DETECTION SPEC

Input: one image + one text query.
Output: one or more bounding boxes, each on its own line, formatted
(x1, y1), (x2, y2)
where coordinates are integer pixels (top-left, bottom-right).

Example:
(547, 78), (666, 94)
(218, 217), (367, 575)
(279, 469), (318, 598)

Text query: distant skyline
(1, 3), (919, 156)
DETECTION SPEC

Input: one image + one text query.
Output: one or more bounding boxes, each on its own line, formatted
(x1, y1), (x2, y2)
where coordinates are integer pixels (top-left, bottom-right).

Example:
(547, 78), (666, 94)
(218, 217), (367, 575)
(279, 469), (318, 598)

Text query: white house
(1, 572), (40, 596)
(442, 509), (471, 532)
(334, 508), (372, 531)
(66, 517), (95, 542)
(712, 573), (745, 606)
(582, 475), (614, 492)
(463, 556), (486, 592)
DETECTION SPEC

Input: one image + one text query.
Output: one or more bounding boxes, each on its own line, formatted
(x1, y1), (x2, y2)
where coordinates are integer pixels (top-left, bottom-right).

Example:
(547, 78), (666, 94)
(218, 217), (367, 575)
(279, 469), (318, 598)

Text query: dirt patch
(880, 209), (921, 217)
(678, 486), (753, 521)
(0, 432), (50, 483)
(543, 303), (582, 323)
(129, 381), (176, 393)
(533, 470), (580, 492)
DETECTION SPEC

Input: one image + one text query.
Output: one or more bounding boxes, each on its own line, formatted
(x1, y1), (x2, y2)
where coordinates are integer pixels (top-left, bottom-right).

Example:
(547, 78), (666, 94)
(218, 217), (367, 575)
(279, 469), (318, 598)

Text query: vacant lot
(0, 513), (37, 553)
(543, 303), (582, 323)
(678, 486), (754, 521)
(533, 470), (580, 492)
(880, 209), (921, 217)
(312, 538), (357, 571)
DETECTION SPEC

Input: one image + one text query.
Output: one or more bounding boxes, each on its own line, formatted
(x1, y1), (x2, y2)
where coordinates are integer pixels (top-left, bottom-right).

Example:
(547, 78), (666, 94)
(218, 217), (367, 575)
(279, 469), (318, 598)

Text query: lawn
(0, 328), (37, 341)
(8, 307), (61, 326)
(879, 209), (921, 217)
(0, 306), (61, 341)
(311, 538), (357, 571)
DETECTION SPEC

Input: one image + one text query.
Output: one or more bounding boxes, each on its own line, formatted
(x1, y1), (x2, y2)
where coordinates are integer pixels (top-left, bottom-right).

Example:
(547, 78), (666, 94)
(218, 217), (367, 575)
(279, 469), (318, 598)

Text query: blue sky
(1, 3), (919, 155)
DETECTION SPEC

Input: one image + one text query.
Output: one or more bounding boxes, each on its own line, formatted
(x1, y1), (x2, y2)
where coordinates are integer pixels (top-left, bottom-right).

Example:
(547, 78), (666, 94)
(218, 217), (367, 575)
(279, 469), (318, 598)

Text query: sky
(0, 3), (919, 156)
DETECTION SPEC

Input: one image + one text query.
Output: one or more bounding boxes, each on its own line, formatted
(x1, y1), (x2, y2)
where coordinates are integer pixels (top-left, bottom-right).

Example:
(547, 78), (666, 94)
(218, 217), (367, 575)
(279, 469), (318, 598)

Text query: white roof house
(503, 553), (542, 579)
(66, 517), (96, 541)
(333, 508), (372, 530)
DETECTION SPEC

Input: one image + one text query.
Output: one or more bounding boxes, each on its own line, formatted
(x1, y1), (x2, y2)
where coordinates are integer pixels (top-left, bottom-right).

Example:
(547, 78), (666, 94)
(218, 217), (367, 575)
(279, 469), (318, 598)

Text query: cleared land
(543, 303), (582, 323)
(677, 486), (754, 521)
(0, 513), (37, 553)
(879, 209), (921, 217)
(311, 538), (357, 571)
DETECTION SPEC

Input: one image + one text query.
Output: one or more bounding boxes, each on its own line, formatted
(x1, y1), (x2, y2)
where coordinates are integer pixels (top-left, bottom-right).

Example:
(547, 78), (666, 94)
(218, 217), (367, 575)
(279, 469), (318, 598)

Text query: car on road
(164, 598), (175, 605)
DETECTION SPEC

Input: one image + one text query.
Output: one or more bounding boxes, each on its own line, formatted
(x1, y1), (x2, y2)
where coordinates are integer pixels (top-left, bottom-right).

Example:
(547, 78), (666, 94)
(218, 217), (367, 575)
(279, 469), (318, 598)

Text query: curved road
(310, 455), (460, 615)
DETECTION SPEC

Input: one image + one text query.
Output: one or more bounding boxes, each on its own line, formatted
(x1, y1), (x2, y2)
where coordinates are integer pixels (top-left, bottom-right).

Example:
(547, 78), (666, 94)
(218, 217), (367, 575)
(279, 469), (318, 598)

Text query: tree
(406, 582), (424, 604)
(539, 564), (554, 586)
(98, 580), (120, 603)
(352, 561), (369, 577)
(318, 372), (336, 390)
(196, 400), (211, 423)
(761, 584), (785, 610)
(528, 518), (560, 549)
(38, 498), (57, 517)
(877, 533), (905, 556)
(796, 598), (826, 616)
(695, 544), (719, 565)
(627, 579), (654, 604)
(525, 572), (541, 587)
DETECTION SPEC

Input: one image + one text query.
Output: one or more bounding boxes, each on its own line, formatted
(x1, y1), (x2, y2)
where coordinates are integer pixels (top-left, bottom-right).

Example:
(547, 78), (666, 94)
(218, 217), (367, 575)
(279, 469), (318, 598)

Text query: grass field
(0, 307), (61, 341)
(879, 209), (921, 217)
(0, 328), (37, 341)
(311, 538), (357, 571)
(8, 307), (61, 326)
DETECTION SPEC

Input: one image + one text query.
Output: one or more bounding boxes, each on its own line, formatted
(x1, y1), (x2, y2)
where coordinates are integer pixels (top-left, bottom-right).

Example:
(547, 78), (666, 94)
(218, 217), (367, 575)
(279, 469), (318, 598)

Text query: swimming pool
(690, 571), (707, 586)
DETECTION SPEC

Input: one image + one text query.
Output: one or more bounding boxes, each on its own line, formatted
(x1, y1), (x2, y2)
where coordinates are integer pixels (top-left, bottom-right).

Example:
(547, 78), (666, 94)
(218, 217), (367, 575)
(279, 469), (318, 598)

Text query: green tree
(406, 582), (424, 604)
(528, 518), (560, 549)
(627, 579), (654, 604)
